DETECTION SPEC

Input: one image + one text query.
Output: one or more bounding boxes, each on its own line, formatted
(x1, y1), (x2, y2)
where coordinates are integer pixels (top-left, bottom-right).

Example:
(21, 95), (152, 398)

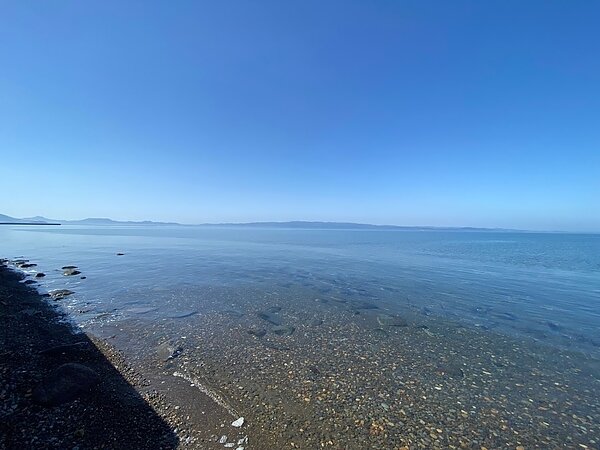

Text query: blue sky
(1, 1), (599, 231)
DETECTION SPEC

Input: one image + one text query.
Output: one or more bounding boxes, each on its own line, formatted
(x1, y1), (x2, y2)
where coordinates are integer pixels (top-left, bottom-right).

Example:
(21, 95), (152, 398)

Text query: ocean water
(3, 225), (599, 355)
(3, 225), (600, 447)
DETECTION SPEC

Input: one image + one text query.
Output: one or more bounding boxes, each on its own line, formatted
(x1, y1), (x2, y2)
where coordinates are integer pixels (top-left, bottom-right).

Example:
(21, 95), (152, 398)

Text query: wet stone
(257, 311), (282, 326)
(168, 310), (198, 319)
(271, 325), (295, 336)
(35, 272), (46, 278)
(157, 341), (184, 361)
(436, 363), (465, 379)
(247, 328), (267, 338)
(128, 306), (158, 315)
(547, 321), (562, 331)
(63, 268), (82, 276)
(222, 309), (244, 318)
(496, 312), (518, 321)
(377, 314), (409, 327)
(351, 301), (379, 310)
(49, 289), (75, 300)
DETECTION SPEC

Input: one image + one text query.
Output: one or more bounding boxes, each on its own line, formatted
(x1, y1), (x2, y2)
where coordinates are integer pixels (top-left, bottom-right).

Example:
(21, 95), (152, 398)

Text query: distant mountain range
(212, 221), (519, 231)
(0, 214), (176, 226)
(0, 214), (59, 225)
(0, 213), (520, 231)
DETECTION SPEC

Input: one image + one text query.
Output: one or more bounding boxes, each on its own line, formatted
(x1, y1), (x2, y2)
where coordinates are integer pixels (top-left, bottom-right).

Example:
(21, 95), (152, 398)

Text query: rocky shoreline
(0, 261), (251, 450)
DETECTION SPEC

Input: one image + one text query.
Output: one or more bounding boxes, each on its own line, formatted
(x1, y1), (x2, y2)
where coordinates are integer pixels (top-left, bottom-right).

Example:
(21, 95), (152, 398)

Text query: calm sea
(2, 225), (600, 356)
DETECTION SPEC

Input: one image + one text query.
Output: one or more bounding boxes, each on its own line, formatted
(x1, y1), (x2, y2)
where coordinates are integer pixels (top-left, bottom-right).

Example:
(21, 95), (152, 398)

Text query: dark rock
(168, 310), (198, 319)
(35, 272), (46, 278)
(271, 325), (295, 336)
(436, 363), (465, 379)
(377, 314), (408, 327)
(32, 363), (100, 406)
(80, 276), (87, 279)
(497, 312), (518, 321)
(546, 321), (562, 332)
(128, 306), (158, 315)
(308, 365), (321, 376)
(421, 307), (432, 316)
(63, 268), (82, 276)
(257, 311), (282, 326)
(18, 263), (37, 268)
(247, 328), (267, 338)
(23, 280), (36, 285)
(352, 301), (378, 310)
(116, 253), (125, 256)
(62, 265), (78, 270)
(49, 289), (75, 300)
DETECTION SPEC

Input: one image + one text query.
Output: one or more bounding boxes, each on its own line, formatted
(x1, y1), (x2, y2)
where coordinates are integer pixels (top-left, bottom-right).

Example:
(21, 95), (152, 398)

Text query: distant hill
(210, 221), (518, 232)
(66, 217), (179, 226)
(0, 213), (19, 222)
(23, 216), (58, 222)
(1, 213), (521, 231)
(0, 214), (56, 225)
(0, 214), (177, 226)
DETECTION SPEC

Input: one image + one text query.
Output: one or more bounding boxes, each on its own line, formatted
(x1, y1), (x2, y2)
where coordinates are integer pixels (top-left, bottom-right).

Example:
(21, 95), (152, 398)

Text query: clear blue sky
(1, 1), (599, 231)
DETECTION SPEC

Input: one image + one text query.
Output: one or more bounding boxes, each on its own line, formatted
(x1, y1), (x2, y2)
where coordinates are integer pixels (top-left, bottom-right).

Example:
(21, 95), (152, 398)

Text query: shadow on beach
(0, 263), (179, 449)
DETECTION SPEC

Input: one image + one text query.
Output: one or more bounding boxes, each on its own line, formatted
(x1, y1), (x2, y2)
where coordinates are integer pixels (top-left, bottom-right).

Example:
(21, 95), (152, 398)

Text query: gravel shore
(3, 257), (599, 449)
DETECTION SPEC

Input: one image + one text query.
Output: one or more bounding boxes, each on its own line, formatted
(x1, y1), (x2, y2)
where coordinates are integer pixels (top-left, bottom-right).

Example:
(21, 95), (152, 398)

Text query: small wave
(172, 371), (238, 417)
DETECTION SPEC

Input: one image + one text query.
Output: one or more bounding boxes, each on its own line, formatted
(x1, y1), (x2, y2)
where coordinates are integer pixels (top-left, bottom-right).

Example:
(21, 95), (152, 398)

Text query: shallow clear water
(2, 225), (599, 356)
(5, 224), (600, 447)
